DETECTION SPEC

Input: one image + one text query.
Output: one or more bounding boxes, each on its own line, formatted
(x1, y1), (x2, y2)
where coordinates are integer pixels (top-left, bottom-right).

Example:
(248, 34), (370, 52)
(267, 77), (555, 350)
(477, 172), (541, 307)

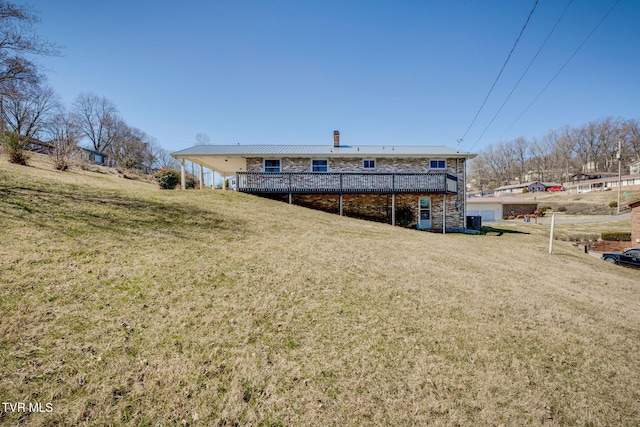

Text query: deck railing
(236, 172), (458, 194)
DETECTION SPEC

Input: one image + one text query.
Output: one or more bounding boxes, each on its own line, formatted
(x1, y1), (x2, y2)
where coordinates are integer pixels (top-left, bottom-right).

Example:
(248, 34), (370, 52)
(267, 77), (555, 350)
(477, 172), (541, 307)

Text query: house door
(418, 198), (431, 229)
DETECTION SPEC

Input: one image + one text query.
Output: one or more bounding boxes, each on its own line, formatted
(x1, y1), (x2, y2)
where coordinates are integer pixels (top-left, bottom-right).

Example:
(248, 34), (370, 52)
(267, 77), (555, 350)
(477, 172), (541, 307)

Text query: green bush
(601, 232), (631, 241)
(608, 201), (618, 208)
(185, 177), (197, 189)
(154, 168), (180, 189)
(2, 132), (30, 165)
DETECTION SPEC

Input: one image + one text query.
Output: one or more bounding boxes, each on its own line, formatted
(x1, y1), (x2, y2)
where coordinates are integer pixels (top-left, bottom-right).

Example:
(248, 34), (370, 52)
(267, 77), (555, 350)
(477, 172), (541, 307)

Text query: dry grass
(1, 156), (639, 426)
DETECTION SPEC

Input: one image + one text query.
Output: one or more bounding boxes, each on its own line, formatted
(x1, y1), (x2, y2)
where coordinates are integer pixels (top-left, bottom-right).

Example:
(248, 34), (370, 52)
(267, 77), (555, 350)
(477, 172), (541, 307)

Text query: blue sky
(23, 0), (640, 154)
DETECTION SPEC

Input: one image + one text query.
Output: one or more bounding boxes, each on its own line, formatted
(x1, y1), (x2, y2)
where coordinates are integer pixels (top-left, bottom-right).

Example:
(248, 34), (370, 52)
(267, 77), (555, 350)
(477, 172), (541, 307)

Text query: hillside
(1, 156), (639, 426)
(501, 188), (640, 215)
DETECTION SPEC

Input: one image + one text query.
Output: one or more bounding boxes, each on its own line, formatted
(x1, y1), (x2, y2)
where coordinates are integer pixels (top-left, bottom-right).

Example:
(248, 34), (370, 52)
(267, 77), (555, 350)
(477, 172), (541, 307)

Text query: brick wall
(246, 157), (466, 176)
(270, 192), (465, 230)
(244, 156), (468, 230)
(589, 240), (633, 252)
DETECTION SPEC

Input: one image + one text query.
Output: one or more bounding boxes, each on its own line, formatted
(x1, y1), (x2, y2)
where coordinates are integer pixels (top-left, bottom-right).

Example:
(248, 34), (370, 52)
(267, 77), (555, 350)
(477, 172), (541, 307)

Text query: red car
(547, 186), (564, 192)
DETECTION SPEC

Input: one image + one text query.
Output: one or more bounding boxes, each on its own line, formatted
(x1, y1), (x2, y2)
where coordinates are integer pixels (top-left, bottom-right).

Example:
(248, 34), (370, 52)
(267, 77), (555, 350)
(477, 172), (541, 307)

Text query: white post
(617, 140), (622, 214)
(180, 159), (186, 190)
(548, 212), (556, 254)
(199, 164), (204, 190)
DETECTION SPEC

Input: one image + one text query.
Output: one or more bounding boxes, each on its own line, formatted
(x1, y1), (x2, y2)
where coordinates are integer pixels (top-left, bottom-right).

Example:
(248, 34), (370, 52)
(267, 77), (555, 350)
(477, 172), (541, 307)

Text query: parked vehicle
(602, 248), (640, 268)
(547, 185), (564, 192)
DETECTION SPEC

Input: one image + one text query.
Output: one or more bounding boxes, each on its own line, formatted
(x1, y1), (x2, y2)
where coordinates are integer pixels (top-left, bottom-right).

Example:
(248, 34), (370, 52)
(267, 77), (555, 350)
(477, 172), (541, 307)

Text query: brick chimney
(333, 130), (340, 147)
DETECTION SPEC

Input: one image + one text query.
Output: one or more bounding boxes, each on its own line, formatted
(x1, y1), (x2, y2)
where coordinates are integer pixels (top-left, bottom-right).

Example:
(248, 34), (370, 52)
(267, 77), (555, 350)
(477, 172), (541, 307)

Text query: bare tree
(530, 131), (557, 182)
(0, 1), (59, 96)
(1, 80), (58, 137)
(106, 123), (148, 171)
(0, 80), (58, 164)
(154, 146), (179, 170)
(622, 118), (640, 162)
(47, 110), (81, 170)
(195, 132), (210, 145)
(512, 136), (529, 183)
(468, 154), (494, 194)
(72, 93), (119, 153)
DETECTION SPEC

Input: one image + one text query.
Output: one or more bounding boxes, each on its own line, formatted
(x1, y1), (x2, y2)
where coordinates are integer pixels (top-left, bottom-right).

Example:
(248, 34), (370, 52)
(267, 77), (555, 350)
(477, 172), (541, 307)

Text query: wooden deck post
(443, 193), (446, 234)
(199, 164), (204, 190)
(391, 193), (395, 226)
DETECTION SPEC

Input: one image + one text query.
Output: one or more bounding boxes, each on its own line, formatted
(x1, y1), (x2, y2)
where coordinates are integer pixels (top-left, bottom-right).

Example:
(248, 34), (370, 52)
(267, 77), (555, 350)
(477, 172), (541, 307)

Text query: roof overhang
(171, 144), (477, 175)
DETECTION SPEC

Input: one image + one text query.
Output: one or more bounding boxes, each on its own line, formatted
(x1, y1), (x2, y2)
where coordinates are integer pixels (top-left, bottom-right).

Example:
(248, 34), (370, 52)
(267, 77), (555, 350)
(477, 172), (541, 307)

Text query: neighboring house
(27, 138), (55, 155)
(79, 147), (108, 165)
(171, 131), (477, 231)
(563, 173), (640, 193)
(493, 181), (561, 196)
(466, 197), (538, 222)
(629, 199), (640, 244)
(568, 172), (617, 183)
(630, 160), (640, 175)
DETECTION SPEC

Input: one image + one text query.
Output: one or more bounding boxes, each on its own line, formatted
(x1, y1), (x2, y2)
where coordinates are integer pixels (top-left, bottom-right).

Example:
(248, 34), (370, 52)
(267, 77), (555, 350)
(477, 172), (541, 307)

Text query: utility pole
(617, 140), (622, 214)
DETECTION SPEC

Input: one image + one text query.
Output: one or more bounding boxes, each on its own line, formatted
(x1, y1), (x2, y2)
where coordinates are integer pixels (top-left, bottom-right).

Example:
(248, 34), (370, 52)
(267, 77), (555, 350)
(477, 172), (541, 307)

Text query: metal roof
(171, 144), (476, 158)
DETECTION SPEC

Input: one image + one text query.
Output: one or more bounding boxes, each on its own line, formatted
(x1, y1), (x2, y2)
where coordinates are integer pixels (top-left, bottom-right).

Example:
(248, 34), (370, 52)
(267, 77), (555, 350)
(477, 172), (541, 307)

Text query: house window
(264, 159), (281, 172)
(312, 159), (328, 172)
(430, 160), (446, 169)
(363, 159), (376, 170)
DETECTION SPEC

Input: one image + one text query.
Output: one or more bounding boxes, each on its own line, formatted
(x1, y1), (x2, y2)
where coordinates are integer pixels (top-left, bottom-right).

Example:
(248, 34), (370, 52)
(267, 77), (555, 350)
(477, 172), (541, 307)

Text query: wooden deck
(236, 172), (458, 194)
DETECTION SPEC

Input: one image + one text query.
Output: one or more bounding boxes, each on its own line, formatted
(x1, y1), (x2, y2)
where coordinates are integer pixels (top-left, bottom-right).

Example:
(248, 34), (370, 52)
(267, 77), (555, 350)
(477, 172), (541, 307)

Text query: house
(629, 199), (640, 244)
(79, 147), (108, 165)
(568, 172), (618, 183)
(629, 160), (640, 175)
(493, 181), (561, 196)
(171, 131), (476, 231)
(466, 197), (538, 222)
(27, 138), (55, 155)
(563, 173), (640, 193)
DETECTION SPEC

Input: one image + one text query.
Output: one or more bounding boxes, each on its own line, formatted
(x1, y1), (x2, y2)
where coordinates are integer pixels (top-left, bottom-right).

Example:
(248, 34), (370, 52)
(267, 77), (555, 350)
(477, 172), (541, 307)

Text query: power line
(499, 0), (621, 141)
(469, 0), (574, 151)
(460, 0), (539, 142)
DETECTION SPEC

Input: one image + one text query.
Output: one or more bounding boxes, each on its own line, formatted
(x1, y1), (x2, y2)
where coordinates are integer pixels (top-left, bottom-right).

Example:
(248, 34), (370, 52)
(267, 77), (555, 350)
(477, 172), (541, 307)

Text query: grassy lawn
(495, 217), (632, 242)
(1, 156), (639, 426)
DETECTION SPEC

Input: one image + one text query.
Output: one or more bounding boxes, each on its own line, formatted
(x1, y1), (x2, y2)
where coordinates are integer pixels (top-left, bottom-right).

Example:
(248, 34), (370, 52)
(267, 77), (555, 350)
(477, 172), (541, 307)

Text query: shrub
(608, 201), (618, 208)
(154, 168), (180, 189)
(560, 232), (601, 242)
(601, 232), (631, 241)
(2, 132), (30, 165)
(395, 205), (414, 227)
(556, 206), (567, 212)
(185, 177), (197, 189)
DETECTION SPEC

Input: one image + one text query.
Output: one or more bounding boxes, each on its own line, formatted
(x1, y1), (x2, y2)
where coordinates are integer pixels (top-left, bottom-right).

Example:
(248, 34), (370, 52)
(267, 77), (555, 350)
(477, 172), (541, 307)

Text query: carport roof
(171, 144), (476, 158)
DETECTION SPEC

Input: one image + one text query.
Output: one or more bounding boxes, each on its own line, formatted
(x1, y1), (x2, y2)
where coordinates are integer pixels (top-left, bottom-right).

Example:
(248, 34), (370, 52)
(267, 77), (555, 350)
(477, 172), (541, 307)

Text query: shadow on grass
(0, 181), (246, 240)
(473, 226), (531, 236)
